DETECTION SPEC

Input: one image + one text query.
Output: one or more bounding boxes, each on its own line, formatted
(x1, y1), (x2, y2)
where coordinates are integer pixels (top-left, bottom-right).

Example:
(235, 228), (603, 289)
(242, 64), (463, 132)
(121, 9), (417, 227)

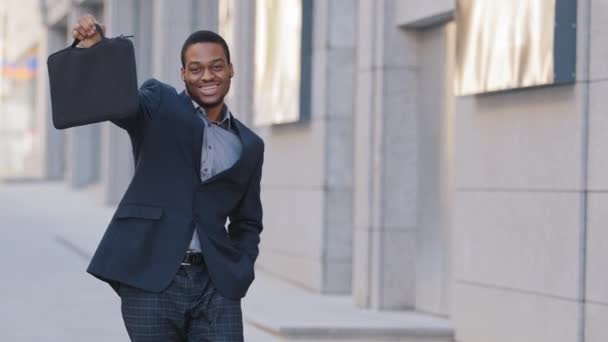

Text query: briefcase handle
(70, 23), (105, 48)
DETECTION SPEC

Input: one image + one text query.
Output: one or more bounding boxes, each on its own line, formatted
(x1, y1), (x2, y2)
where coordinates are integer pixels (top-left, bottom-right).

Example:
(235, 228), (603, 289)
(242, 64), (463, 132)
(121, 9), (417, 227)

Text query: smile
(199, 84), (219, 96)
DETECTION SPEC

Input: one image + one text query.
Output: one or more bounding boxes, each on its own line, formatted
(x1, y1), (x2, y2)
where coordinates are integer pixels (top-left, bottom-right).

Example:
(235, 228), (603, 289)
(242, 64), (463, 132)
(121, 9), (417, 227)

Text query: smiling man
(70, 15), (264, 341)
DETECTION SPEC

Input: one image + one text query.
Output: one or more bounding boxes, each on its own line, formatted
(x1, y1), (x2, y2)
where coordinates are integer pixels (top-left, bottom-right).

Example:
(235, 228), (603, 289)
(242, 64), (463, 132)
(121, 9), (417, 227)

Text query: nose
(201, 67), (214, 82)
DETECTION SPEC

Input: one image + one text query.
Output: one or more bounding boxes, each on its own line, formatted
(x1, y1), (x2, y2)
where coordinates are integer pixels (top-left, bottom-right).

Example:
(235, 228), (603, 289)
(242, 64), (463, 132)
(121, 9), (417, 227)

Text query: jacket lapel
(180, 90), (253, 185)
(193, 117), (204, 181)
(179, 91), (204, 180)
(201, 115), (253, 185)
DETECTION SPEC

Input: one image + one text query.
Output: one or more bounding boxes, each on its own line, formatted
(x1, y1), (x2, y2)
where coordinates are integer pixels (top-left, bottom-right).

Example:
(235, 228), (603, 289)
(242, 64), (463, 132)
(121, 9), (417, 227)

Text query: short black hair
(181, 30), (231, 67)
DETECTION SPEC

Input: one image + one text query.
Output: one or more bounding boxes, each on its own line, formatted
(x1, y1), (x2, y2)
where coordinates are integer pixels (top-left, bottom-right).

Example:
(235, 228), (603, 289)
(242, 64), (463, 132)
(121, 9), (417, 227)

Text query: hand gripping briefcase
(47, 24), (138, 129)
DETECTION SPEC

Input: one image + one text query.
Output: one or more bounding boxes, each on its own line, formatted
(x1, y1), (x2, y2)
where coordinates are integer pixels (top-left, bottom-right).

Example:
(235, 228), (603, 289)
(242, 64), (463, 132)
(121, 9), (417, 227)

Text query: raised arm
(71, 15), (160, 134)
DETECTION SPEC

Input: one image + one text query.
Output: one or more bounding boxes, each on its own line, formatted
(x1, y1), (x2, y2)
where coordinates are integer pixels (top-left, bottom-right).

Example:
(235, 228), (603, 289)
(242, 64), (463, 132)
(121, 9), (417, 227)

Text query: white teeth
(200, 85), (218, 95)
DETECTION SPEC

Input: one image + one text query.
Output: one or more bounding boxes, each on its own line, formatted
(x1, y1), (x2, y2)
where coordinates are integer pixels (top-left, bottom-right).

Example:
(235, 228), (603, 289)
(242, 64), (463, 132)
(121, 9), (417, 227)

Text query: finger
(75, 25), (87, 38)
(85, 17), (95, 36)
(78, 16), (89, 30)
(72, 29), (81, 40)
(76, 26), (88, 39)
(79, 17), (93, 36)
(75, 31), (85, 42)
(85, 16), (96, 35)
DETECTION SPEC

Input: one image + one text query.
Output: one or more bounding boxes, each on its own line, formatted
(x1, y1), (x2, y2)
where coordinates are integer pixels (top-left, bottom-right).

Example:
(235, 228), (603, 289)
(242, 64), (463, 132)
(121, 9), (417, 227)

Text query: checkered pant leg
(119, 265), (244, 342)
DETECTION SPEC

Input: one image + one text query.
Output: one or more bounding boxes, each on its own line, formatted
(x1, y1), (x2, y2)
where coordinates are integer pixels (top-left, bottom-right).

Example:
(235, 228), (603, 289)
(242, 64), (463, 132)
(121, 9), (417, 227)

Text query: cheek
(186, 76), (199, 87)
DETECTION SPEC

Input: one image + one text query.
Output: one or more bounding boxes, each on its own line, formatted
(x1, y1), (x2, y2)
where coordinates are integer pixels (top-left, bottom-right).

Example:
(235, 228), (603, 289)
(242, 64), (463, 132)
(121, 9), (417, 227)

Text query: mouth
(198, 84), (219, 96)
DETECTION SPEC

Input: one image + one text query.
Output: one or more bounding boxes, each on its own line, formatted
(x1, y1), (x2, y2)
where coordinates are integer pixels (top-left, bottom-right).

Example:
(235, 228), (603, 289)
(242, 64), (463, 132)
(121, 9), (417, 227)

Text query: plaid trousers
(118, 264), (243, 341)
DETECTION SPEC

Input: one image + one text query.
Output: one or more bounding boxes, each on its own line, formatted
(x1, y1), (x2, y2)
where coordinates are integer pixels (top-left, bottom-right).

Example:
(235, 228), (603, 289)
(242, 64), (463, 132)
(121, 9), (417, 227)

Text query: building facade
(0, 0), (45, 179)
(15, 0), (608, 341)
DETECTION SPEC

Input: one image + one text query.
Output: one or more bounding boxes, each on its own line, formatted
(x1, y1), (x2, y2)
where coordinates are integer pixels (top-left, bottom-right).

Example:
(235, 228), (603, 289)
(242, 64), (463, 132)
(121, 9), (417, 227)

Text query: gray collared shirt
(189, 102), (242, 252)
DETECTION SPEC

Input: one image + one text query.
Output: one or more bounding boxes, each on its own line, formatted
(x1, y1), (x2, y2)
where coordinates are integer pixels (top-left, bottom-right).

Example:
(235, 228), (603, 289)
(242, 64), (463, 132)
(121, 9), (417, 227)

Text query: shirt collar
(188, 95), (232, 130)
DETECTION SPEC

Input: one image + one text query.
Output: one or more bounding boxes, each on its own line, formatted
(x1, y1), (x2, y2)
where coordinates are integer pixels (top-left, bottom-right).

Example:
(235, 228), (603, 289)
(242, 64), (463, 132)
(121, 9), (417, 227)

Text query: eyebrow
(187, 58), (225, 67)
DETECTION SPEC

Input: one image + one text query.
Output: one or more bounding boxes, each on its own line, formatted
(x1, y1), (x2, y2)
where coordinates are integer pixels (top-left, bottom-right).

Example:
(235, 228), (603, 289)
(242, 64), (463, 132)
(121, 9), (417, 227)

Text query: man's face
(180, 42), (233, 110)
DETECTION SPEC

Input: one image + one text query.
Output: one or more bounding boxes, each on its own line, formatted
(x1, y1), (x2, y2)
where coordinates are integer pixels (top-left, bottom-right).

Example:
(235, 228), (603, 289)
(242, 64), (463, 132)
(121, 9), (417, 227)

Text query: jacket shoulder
(235, 119), (264, 150)
(139, 79), (179, 115)
(140, 78), (178, 97)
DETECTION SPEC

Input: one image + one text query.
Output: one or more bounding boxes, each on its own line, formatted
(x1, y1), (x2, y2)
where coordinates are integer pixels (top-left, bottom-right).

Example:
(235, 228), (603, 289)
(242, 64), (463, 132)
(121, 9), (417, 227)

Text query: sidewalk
(0, 181), (268, 341)
(0, 181), (125, 341)
(0, 181), (452, 341)
(243, 275), (452, 341)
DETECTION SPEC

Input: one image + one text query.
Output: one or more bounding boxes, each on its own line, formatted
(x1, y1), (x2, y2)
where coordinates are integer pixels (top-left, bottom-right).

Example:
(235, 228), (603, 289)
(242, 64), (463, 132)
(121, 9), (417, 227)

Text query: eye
(212, 65), (224, 72)
(188, 63), (201, 73)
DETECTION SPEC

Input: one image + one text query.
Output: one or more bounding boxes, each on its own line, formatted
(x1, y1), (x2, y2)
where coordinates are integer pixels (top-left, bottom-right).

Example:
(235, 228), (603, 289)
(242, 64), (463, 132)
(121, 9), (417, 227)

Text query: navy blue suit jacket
(87, 78), (264, 300)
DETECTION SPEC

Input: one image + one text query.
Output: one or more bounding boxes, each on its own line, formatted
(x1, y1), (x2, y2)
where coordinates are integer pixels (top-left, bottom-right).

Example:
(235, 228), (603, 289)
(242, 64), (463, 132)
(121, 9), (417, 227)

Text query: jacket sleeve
(228, 148), (264, 262)
(110, 78), (162, 133)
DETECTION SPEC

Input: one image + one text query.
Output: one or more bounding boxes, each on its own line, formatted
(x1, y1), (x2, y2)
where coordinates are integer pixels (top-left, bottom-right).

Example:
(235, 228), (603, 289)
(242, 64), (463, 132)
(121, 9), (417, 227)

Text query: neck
(203, 103), (224, 123)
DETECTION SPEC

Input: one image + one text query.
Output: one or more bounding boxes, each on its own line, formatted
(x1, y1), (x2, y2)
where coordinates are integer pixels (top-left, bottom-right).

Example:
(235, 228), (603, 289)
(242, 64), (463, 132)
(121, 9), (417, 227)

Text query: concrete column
(134, 0), (153, 80)
(313, 0), (356, 294)
(151, 0), (218, 89)
(63, 5), (103, 188)
(100, 0), (139, 204)
(227, 0), (254, 124)
(193, 0), (219, 31)
(414, 24), (454, 316)
(100, 119), (134, 204)
(352, 0), (420, 310)
(40, 23), (69, 180)
(64, 123), (101, 187)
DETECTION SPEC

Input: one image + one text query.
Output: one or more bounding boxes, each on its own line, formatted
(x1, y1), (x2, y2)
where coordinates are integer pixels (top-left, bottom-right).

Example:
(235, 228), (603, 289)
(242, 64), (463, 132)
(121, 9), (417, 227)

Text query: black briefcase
(47, 25), (139, 129)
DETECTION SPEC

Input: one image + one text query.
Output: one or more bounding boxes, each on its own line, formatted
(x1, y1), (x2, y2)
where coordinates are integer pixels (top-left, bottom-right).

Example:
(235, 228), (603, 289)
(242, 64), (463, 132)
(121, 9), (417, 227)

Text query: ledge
(242, 271), (454, 341)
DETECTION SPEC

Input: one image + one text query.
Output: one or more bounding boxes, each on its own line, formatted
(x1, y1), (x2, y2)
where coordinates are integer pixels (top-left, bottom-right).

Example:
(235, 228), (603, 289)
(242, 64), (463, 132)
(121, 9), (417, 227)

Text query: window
(254, 0), (312, 125)
(454, 0), (576, 95)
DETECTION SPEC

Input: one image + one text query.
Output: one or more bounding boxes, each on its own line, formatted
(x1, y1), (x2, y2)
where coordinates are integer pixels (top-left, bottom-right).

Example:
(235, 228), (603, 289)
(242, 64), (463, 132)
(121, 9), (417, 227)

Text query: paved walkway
(0, 181), (452, 342)
(0, 181), (274, 341)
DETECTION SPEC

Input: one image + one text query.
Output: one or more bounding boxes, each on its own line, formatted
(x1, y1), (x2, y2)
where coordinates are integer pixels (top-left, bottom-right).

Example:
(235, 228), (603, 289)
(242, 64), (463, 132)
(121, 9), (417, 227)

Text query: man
(71, 14), (264, 341)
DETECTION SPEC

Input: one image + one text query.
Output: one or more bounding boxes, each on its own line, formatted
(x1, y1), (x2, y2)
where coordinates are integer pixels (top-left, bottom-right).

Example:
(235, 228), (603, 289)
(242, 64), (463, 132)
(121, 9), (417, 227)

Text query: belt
(181, 251), (205, 266)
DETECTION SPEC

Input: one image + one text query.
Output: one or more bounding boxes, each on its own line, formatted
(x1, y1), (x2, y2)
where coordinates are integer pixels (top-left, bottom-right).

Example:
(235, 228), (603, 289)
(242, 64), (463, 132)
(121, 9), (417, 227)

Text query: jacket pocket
(115, 204), (163, 220)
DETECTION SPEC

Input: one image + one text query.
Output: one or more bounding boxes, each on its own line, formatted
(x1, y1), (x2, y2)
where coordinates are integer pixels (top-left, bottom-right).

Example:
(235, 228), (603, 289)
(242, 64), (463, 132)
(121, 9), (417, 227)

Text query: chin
(200, 97), (225, 109)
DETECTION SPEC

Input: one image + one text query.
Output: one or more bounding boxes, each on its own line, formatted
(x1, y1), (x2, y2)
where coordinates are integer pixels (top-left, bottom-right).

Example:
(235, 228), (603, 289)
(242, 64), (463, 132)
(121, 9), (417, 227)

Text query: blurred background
(0, 0), (604, 341)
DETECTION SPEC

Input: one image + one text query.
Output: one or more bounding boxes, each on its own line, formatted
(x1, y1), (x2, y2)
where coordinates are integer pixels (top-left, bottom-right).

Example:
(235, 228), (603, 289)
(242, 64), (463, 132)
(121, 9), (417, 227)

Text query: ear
(229, 63), (235, 78)
(180, 67), (185, 82)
